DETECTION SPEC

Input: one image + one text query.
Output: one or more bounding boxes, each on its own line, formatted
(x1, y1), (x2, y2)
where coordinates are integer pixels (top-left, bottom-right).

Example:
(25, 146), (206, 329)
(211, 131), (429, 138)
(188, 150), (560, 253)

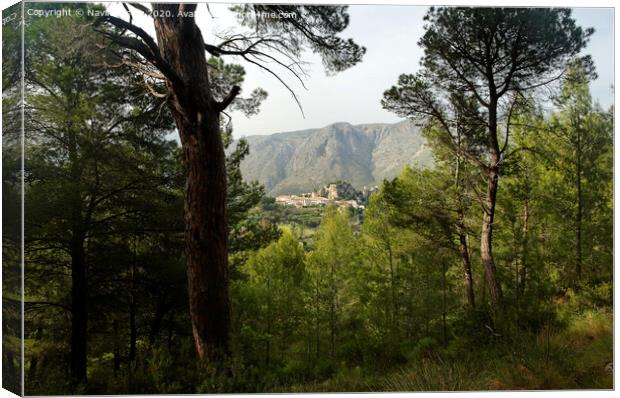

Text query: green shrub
(407, 337), (439, 361)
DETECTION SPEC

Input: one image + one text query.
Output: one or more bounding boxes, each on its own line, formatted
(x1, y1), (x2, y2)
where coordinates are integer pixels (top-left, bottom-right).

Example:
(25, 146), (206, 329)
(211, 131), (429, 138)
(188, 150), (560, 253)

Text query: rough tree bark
(457, 229), (475, 308)
(95, 1), (363, 364)
(150, 4), (234, 362)
(480, 97), (503, 307)
(481, 164), (503, 306)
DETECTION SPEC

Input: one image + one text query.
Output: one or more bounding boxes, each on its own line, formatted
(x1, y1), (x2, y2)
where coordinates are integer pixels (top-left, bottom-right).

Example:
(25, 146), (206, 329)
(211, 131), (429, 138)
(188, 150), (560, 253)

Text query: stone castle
(275, 182), (378, 209)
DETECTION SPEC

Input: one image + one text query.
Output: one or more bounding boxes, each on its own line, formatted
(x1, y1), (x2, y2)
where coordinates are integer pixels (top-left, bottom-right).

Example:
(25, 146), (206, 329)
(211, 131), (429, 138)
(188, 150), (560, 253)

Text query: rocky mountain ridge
(237, 120), (433, 195)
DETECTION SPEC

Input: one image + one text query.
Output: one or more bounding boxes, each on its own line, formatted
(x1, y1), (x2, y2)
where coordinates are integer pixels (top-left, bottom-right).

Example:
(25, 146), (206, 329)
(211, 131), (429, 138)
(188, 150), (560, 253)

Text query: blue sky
(226, 5), (614, 138)
(103, 3), (613, 138)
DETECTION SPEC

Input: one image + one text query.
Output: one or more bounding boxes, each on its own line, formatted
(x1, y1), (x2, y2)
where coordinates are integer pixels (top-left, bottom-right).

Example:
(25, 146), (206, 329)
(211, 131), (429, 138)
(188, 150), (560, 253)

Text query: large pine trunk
(152, 5), (231, 363)
(181, 115), (230, 361)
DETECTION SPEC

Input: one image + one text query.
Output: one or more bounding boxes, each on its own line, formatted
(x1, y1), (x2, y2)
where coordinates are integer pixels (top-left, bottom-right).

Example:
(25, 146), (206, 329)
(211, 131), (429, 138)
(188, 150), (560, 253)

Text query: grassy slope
(60, 307), (611, 395)
(275, 309), (612, 392)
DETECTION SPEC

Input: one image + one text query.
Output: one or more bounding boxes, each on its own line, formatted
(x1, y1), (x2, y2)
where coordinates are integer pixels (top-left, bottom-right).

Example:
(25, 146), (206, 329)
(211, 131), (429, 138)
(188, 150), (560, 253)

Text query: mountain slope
(238, 120), (433, 195)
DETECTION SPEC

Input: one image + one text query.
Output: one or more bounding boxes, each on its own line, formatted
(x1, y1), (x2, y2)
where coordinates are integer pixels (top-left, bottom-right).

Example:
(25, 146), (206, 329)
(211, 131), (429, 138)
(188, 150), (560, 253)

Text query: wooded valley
(1, 2), (613, 394)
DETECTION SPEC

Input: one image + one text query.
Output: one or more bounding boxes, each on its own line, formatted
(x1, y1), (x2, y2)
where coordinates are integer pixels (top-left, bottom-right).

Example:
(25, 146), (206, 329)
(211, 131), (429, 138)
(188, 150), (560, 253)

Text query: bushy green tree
(232, 229), (306, 368)
(545, 65), (613, 285)
(305, 206), (361, 363)
(382, 7), (594, 307)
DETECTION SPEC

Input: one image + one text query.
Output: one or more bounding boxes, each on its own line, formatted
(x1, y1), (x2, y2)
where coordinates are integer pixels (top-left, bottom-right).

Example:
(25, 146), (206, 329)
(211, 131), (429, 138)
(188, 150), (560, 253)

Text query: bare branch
(247, 49), (307, 90)
(500, 146), (542, 164)
(500, 92), (521, 154)
(23, 300), (71, 312)
(516, 69), (567, 91)
(241, 54), (305, 116)
(216, 85), (241, 112)
(204, 36), (308, 112)
(437, 46), (490, 108)
(127, 2), (150, 15)
(96, 15), (159, 58)
(142, 75), (169, 98)
(122, 2), (133, 27)
(94, 16), (184, 89)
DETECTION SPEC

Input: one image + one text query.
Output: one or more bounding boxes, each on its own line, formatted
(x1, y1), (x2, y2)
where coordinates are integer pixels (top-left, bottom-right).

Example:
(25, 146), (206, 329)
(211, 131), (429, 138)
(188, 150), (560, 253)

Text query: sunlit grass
(369, 309), (612, 392)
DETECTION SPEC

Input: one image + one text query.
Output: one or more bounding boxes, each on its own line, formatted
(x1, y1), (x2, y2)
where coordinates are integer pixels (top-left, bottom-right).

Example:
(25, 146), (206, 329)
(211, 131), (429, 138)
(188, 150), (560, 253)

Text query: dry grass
(370, 309), (613, 392)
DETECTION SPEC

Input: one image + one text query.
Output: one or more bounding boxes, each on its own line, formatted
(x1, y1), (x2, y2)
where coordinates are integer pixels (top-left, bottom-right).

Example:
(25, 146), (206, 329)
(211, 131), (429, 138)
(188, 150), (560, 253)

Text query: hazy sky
(106, 3), (614, 139)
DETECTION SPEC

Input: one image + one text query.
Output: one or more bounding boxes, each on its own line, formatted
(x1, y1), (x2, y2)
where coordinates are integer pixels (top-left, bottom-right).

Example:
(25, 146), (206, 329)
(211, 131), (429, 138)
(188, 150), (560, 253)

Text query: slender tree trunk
(315, 278), (321, 361)
(306, 320), (311, 363)
(167, 311), (175, 350)
(458, 230), (475, 308)
(512, 219), (520, 308)
(481, 267), (487, 304)
(387, 244), (397, 339)
(424, 261), (430, 337)
(480, 96), (502, 308)
(480, 99), (503, 307)
(441, 259), (447, 346)
(330, 297), (335, 359)
(149, 294), (167, 347)
(329, 258), (336, 359)
(128, 296), (137, 364)
(28, 357), (37, 382)
(481, 163), (503, 306)
(520, 198), (529, 294)
(575, 130), (583, 283)
(265, 278), (271, 366)
(455, 128), (475, 308)
(28, 328), (42, 381)
(113, 320), (120, 376)
(128, 238), (137, 364)
(153, 5), (231, 363)
(407, 254), (415, 338)
(70, 234), (87, 384)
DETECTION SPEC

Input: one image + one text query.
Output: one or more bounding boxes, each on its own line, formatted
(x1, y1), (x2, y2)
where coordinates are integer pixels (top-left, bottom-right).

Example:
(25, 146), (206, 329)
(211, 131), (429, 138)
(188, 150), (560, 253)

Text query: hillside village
(238, 121), (432, 196)
(275, 181), (378, 209)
